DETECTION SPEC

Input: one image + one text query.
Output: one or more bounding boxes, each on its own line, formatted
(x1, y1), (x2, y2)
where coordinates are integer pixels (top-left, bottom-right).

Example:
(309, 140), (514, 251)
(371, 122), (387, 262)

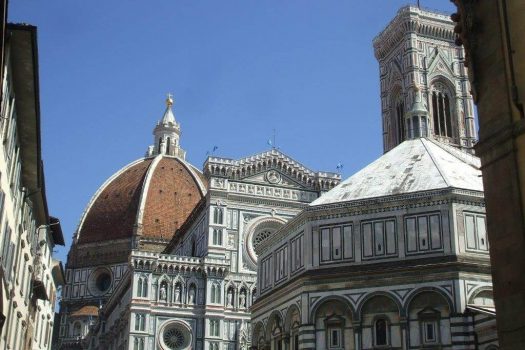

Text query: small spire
(160, 93), (176, 126)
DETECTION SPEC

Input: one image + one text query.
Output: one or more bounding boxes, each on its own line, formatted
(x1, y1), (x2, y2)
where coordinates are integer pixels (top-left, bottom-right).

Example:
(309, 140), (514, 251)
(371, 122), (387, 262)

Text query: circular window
(244, 217), (286, 270)
(164, 327), (185, 348)
(252, 229), (272, 250)
(96, 273), (111, 292)
(87, 268), (113, 296)
(160, 322), (192, 350)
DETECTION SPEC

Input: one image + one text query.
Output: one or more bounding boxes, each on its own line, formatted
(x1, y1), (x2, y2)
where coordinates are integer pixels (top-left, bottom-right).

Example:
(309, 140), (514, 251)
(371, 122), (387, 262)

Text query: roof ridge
(134, 155), (163, 234)
(425, 137), (480, 169)
(420, 138), (451, 187)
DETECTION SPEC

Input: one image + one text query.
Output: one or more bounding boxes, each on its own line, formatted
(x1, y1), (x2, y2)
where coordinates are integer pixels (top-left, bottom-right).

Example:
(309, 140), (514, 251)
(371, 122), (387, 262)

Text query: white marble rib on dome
(311, 138), (483, 206)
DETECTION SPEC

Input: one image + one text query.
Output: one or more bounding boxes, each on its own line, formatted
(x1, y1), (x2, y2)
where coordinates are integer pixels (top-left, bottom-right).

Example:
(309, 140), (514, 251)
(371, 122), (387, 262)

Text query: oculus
(159, 321), (192, 350)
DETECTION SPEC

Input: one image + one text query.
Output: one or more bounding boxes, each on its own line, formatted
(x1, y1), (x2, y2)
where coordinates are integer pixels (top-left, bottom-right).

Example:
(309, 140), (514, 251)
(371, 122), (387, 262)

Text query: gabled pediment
(427, 48), (455, 80)
(204, 149), (341, 192)
(242, 169), (308, 189)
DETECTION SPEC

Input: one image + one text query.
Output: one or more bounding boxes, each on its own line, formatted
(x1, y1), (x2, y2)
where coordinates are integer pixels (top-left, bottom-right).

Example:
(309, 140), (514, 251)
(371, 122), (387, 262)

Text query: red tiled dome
(76, 155), (207, 245)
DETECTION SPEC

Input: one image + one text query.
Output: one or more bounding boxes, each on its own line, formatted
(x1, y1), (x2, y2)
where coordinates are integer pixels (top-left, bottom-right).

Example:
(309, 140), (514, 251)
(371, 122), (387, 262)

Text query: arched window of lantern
(166, 137), (171, 154)
(158, 138), (163, 153)
(430, 79), (455, 139)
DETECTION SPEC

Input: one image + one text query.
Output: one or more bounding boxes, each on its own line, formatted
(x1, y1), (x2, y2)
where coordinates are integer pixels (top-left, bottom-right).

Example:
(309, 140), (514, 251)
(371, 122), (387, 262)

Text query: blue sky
(9, 1), (457, 261)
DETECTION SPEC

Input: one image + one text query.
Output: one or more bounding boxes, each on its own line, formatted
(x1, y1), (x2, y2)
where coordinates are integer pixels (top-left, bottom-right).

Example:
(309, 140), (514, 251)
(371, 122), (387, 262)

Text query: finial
(166, 93), (174, 107)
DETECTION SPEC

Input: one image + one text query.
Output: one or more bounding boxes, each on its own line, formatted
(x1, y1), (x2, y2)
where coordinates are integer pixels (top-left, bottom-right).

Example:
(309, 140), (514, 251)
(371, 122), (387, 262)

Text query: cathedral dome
(76, 155), (207, 245)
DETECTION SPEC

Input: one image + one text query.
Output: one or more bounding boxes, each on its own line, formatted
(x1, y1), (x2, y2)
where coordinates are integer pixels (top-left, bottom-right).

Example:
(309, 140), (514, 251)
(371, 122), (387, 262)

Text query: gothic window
(137, 277), (148, 297)
(133, 337), (145, 350)
(210, 319), (220, 337)
(374, 318), (389, 346)
(395, 98), (405, 143)
(212, 229), (222, 246)
(213, 207), (224, 224)
(211, 283), (221, 304)
(431, 82), (454, 138)
(135, 314), (146, 332)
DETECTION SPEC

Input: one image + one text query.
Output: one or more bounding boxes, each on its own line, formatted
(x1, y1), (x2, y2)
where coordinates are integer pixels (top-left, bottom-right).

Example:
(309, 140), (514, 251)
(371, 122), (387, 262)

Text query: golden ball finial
(166, 93), (174, 107)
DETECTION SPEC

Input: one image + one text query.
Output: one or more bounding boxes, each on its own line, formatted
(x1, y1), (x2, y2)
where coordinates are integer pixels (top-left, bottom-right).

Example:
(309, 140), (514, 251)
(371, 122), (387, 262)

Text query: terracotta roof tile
(78, 159), (152, 244)
(142, 157), (204, 240)
(71, 305), (99, 317)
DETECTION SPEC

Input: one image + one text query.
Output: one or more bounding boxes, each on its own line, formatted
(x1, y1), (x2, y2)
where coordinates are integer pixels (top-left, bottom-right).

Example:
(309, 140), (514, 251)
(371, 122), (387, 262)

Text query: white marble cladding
(132, 250), (230, 274)
(256, 197), (489, 299)
(225, 181), (318, 203)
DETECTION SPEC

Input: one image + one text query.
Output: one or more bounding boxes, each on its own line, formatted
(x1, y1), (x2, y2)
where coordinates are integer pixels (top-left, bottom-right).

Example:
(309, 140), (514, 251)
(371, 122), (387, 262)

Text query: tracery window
(211, 283), (221, 304)
(135, 313), (146, 331)
(137, 276), (149, 297)
(213, 207), (224, 224)
(133, 337), (145, 350)
(253, 229), (272, 250)
(209, 319), (220, 337)
(212, 228), (222, 246)
(431, 82), (454, 138)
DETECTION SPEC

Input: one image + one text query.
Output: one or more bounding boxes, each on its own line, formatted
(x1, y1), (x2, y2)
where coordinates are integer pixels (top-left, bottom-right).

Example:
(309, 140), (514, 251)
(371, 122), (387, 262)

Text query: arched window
(137, 277), (148, 297)
(213, 207), (224, 224)
(213, 229), (222, 246)
(166, 137), (171, 154)
(137, 278), (143, 297)
(158, 138), (163, 153)
(395, 98), (405, 143)
(431, 82), (454, 138)
(72, 321), (82, 337)
(374, 318), (389, 346)
(412, 116), (420, 138)
(211, 283), (221, 304)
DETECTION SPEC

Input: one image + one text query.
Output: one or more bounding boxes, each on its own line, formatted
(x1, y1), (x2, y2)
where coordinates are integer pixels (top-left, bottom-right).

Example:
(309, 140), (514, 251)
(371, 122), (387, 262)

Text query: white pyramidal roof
(311, 138), (483, 206)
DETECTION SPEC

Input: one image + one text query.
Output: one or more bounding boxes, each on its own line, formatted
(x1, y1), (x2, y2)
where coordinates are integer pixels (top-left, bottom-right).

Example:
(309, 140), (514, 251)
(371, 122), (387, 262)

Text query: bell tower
(373, 6), (477, 153)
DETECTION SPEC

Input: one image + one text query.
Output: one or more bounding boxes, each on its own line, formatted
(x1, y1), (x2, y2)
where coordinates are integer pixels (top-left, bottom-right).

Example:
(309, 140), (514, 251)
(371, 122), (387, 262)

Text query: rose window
(163, 327), (186, 349)
(252, 229), (272, 250)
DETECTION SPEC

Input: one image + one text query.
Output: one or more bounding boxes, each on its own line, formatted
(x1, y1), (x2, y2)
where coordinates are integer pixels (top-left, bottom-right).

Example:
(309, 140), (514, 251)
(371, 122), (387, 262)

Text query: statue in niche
(159, 283), (167, 301)
(227, 288), (234, 307)
(188, 285), (196, 304)
(174, 283), (182, 302)
(239, 290), (246, 308)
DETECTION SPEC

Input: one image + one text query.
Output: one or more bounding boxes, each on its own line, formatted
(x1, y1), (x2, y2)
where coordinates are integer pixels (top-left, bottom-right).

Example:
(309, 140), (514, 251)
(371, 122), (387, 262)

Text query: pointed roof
(160, 93), (176, 126)
(311, 138), (482, 206)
